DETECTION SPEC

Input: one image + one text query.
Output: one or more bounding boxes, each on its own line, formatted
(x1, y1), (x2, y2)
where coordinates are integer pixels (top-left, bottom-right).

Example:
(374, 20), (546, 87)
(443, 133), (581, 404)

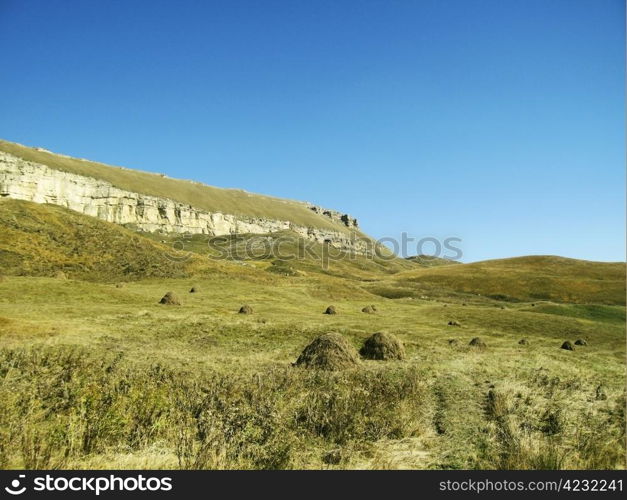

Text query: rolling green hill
(0, 199), (218, 280)
(0, 139), (358, 234)
(389, 255), (626, 305)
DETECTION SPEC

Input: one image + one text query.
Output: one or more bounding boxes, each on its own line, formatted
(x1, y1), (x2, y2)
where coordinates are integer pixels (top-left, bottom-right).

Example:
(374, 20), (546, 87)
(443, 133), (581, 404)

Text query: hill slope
(0, 139), (358, 234)
(0, 199), (216, 280)
(390, 255), (626, 305)
(0, 199), (427, 282)
(145, 229), (426, 280)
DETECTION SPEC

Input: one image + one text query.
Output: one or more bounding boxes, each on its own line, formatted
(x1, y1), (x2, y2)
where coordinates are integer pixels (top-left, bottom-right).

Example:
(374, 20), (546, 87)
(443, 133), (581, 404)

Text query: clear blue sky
(0, 0), (624, 262)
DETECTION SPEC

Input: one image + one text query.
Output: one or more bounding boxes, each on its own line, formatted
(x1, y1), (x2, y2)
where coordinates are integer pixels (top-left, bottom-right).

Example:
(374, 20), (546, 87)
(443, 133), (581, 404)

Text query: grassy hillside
(143, 230), (427, 281)
(0, 199), (424, 283)
(405, 255), (461, 267)
(0, 139), (357, 234)
(387, 256), (626, 305)
(0, 199), (217, 280)
(2, 200), (622, 305)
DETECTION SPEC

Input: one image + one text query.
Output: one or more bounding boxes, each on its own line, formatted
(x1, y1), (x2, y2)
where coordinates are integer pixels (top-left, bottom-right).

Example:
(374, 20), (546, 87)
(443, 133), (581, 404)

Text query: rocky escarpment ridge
(0, 151), (370, 252)
(307, 204), (358, 228)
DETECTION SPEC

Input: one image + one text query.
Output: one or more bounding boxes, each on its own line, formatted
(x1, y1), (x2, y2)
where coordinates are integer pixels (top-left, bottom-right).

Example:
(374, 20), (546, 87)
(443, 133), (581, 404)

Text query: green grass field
(0, 200), (624, 469)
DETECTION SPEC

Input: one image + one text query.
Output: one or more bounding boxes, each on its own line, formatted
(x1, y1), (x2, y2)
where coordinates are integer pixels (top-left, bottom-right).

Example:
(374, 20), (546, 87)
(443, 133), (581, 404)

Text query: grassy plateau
(0, 140), (358, 234)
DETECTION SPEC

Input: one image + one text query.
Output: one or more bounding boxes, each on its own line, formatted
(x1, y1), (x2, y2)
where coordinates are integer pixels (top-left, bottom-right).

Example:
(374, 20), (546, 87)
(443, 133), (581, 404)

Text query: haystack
(323, 305), (337, 315)
(574, 339), (587, 346)
(159, 292), (180, 305)
(189, 286), (199, 293)
(469, 337), (486, 348)
(359, 332), (405, 361)
(294, 333), (359, 370)
(448, 320), (461, 327)
(55, 271), (68, 280)
(448, 339), (459, 346)
(361, 305), (375, 314)
(238, 305), (253, 314)
(518, 339), (529, 345)
(561, 341), (574, 351)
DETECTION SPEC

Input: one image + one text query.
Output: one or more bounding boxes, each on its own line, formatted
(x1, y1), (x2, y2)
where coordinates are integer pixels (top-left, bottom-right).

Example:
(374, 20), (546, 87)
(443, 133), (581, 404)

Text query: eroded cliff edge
(0, 150), (370, 252)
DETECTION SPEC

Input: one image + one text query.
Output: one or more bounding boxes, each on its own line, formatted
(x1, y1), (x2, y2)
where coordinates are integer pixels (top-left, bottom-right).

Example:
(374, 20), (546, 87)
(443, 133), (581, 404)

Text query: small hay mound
(159, 292), (180, 305)
(448, 339), (459, 347)
(518, 339), (529, 345)
(595, 385), (607, 401)
(238, 305), (253, 314)
(324, 305), (337, 315)
(55, 271), (68, 280)
(469, 337), (486, 348)
(189, 286), (199, 293)
(359, 332), (405, 361)
(574, 339), (587, 346)
(561, 341), (574, 351)
(295, 332), (360, 370)
(448, 320), (461, 327)
(115, 283), (124, 288)
(361, 305), (375, 314)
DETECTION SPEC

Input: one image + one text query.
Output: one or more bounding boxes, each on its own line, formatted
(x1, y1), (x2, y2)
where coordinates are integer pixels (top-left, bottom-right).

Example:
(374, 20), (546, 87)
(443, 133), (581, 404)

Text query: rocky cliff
(0, 150), (370, 252)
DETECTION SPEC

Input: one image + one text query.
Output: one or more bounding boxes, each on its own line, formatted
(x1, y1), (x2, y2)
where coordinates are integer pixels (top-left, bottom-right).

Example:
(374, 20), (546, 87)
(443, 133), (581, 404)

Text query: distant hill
(392, 255), (626, 305)
(404, 254), (461, 267)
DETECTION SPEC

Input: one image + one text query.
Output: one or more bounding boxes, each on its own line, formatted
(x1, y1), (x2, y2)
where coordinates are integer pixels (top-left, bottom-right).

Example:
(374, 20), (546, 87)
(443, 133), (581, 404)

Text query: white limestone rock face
(0, 151), (370, 253)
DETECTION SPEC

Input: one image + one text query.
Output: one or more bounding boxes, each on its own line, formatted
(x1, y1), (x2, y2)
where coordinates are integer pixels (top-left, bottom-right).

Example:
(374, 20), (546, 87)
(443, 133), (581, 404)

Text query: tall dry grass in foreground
(0, 346), (623, 469)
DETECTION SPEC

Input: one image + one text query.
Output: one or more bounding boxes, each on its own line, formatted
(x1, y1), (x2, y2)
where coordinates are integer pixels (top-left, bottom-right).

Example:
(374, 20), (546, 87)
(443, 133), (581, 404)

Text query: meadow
(0, 276), (624, 469)
(0, 199), (624, 469)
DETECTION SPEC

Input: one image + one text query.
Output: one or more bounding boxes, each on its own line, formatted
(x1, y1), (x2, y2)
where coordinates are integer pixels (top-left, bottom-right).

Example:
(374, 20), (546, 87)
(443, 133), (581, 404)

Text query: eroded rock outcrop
(0, 151), (369, 253)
